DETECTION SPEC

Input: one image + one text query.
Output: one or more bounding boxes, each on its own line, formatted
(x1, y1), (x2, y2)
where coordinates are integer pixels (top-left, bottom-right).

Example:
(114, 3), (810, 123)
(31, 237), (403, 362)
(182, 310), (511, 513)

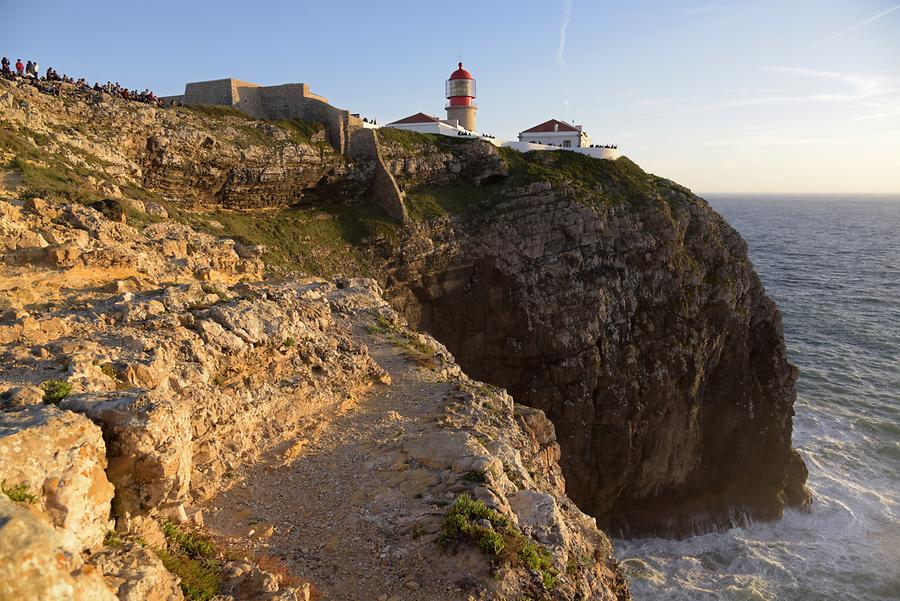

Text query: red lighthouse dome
(449, 62), (473, 80)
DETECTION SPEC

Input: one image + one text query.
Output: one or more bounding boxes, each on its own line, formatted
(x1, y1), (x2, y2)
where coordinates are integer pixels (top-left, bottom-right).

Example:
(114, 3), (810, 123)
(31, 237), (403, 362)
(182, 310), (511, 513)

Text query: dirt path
(205, 316), (477, 600)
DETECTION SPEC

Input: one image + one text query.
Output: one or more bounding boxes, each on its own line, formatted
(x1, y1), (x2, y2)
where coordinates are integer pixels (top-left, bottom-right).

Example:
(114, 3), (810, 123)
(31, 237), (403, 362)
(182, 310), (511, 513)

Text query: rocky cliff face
(1, 76), (808, 595)
(376, 155), (810, 536)
(1, 79), (629, 600)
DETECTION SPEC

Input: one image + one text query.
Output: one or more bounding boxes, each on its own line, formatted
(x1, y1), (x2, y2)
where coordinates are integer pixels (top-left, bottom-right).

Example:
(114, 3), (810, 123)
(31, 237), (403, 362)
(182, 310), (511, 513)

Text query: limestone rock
(0, 496), (118, 601)
(0, 405), (114, 553)
(376, 162), (809, 536)
(61, 391), (192, 516)
(89, 542), (184, 601)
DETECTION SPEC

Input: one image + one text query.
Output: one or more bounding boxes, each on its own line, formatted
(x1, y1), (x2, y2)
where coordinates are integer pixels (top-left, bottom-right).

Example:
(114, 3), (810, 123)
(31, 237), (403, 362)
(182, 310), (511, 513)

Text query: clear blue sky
(3, 1), (899, 193)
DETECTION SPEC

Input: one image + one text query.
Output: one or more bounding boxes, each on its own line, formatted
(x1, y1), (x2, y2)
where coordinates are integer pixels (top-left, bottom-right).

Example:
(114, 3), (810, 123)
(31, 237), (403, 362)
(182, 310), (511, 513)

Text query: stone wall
(164, 78), (360, 154)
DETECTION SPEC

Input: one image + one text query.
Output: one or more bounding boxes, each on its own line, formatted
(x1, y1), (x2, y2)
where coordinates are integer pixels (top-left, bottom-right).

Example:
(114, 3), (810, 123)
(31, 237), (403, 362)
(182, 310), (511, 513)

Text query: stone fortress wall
(163, 78), (405, 221)
(163, 78), (362, 154)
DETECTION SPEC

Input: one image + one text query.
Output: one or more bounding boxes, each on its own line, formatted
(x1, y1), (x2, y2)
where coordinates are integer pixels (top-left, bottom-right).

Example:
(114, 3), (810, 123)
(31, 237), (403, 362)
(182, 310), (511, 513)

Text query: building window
(563, 140), (571, 148)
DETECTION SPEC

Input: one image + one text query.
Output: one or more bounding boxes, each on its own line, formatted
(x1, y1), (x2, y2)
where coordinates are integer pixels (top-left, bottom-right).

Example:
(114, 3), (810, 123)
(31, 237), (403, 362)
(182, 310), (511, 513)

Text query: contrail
(558, 0), (573, 109)
(813, 3), (900, 49)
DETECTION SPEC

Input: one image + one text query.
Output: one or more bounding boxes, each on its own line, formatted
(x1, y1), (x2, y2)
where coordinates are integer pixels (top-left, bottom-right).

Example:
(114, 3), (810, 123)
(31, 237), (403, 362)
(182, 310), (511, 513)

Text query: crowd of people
(1, 56), (163, 106)
(589, 144), (618, 149)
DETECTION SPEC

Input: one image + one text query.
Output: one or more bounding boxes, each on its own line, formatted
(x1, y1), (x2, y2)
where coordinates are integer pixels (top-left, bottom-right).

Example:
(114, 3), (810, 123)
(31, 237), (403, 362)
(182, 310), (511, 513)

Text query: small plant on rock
(155, 520), (222, 601)
(441, 494), (560, 591)
(1, 480), (38, 503)
(40, 379), (71, 404)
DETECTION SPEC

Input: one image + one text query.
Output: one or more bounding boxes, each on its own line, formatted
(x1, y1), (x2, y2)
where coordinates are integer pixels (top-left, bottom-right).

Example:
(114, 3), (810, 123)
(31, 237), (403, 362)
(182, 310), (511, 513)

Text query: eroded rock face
(378, 178), (811, 536)
(89, 543), (185, 601)
(0, 405), (114, 553)
(0, 496), (118, 601)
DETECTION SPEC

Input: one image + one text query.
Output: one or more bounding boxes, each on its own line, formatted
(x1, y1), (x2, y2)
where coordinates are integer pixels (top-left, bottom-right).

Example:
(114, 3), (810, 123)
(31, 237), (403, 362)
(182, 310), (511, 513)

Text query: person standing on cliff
(1, 57), (10, 77)
(15, 59), (24, 77)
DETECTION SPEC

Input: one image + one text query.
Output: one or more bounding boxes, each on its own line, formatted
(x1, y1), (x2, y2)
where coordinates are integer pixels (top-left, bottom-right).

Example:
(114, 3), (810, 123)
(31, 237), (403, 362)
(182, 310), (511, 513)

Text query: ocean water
(615, 195), (900, 601)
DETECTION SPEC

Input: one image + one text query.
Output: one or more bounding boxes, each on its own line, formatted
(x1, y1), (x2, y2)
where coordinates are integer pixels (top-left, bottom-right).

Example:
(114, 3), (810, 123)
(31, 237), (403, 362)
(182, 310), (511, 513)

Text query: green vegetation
(155, 521), (222, 601)
(103, 530), (124, 548)
(272, 118), (331, 149)
(0, 124), (160, 205)
(405, 183), (489, 222)
(375, 127), (439, 149)
(41, 379), (72, 405)
(282, 337), (296, 348)
(441, 494), (559, 590)
(1, 480), (39, 503)
(365, 313), (438, 368)
(172, 203), (399, 276)
(499, 147), (660, 210)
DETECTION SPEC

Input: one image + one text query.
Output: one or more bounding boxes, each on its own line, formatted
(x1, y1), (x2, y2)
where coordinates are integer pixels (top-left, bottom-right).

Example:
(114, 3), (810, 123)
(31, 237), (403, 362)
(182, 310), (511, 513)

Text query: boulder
(61, 391), (192, 516)
(0, 405), (114, 553)
(0, 384), (45, 409)
(89, 542), (185, 601)
(0, 496), (118, 601)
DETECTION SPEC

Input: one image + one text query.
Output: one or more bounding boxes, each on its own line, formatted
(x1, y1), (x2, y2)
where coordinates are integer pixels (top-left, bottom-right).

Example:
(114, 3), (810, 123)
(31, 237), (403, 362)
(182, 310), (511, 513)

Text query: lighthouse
(446, 62), (477, 132)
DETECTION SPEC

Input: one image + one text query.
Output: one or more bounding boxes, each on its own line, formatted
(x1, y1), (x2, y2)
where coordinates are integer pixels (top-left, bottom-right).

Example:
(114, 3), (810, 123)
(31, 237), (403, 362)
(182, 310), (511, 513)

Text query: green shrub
(162, 520), (216, 559)
(155, 549), (221, 601)
(1, 480), (38, 503)
(41, 380), (72, 404)
(441, 494), (559, 590)
(155, 521), (221, 601)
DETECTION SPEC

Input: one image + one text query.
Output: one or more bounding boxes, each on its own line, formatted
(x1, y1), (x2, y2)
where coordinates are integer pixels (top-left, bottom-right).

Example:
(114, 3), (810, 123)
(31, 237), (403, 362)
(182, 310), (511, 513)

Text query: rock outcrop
(376, 162), (811, 536)
(1, 75), (809, 595)
(0, 185), (628, 597)
(0, 496), (118, 601)
(0, 404), (114, 553)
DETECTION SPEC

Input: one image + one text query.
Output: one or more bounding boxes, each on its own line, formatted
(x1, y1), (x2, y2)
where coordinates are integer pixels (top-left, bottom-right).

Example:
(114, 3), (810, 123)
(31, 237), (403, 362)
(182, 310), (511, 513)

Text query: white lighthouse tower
(445, 62), (477, 132)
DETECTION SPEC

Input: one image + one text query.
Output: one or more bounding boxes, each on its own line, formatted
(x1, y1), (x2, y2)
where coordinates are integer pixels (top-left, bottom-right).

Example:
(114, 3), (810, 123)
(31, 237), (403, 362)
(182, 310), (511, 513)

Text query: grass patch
(1, 480), (38, 503)
(405, 183), (489, 222)
(104, 530), (124, 548)
(365, 313), (438, 368)
(176, 203), (398, 276)
(499, 147), (660, 210)
(41, 379), (72, 404)
(0, 124), (124, 203)
(155, 520), (222, 601)
(441, 494), (559, 591)
(272, 118), (331, 150)
(376, 127), (440, 149)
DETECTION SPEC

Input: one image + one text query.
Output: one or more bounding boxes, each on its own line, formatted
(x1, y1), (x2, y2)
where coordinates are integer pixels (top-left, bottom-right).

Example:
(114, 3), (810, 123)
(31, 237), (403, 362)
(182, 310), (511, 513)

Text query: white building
(386, 112), (475, 136)
(518, 119), (592, 148)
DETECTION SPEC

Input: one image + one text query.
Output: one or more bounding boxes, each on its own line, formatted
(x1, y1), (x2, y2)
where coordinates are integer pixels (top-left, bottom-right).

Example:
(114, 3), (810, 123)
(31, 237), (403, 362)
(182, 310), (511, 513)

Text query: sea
(615, 194), (900, 601)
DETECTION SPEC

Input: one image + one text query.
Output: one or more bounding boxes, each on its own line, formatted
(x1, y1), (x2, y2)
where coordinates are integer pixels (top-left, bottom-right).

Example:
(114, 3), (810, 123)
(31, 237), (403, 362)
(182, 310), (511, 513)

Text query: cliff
(375, 157), (811, 536)
(0, 76), (807, 598)
(1, 79), (628, 600)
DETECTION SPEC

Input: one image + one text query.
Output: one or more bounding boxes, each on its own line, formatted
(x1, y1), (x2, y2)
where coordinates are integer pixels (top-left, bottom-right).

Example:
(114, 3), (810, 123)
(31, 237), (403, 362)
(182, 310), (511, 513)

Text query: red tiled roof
(389, 112), (440, 125)
(520, 119), (579, 133)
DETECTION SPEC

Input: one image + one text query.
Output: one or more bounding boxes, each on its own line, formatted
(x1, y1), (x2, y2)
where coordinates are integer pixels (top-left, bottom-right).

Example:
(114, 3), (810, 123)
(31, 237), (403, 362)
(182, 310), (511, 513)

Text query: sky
(2, 0), (899, 194)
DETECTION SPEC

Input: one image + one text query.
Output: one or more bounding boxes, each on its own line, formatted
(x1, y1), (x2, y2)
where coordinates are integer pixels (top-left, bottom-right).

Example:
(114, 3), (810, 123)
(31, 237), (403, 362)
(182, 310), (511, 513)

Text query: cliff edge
(0, 76), (808, 597)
